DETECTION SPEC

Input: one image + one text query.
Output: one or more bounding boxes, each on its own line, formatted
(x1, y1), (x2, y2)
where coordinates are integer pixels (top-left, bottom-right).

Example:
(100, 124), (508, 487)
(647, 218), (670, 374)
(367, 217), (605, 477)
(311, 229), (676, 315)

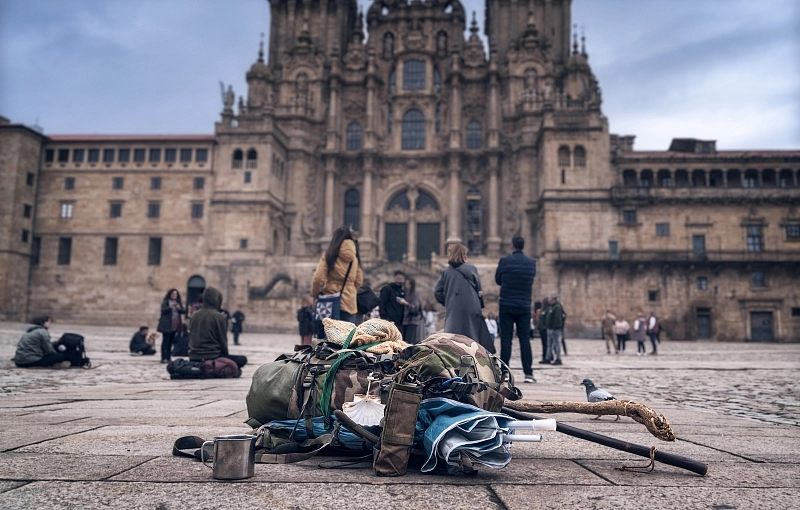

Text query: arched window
(387, 103), (393, 134)
(466, 120), (482, 149)
(435, 103), (441, 134)
(658, 169), (672, 187)
(436, 31), (448, 56)
(388, 192), (410, 210)
(558, 146), (570, 167)
(388, 68), (396, 94)
(232, 149), (243, 169)
(727, 169), (741, 187)
(403, 60), (426, 90)
(416, 190), (439, 210)
(640, 169), (653, 188)
(346, 122), (362, 151)
(573, 146), (586, 167)
(433, 67), (441, 93)
(402, 109), (425, 150)
(744, 169), (758, 188)
(295, 73), (308, 98)
(344, 189), (360, 230)
(383, 32), (394, 59)
(246, 149), (258, 168)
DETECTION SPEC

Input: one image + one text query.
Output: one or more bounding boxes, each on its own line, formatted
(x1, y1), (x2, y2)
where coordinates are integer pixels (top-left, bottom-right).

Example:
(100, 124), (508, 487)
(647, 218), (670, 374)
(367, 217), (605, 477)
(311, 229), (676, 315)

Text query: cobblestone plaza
(1, 322), (798, 509)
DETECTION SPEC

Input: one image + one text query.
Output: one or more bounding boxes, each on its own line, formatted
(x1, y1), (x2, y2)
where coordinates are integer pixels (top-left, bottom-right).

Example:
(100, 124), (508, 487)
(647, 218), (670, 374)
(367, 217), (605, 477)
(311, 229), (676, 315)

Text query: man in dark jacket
(231, 309), (245, 345)
(189, 287), (247, 368)
(379, 271), (406, 329)
(129, 326), (156, 356)
(546, 293), (566, 365)
(494, 235), (537, 382)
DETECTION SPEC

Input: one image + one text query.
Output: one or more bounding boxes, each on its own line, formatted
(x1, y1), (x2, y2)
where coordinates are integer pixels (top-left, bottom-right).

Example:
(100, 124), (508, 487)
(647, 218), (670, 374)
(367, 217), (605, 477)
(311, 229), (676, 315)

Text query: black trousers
(499, 307), (533, 377)
(133, 347), (157, 355)
(539, 329), (548, 361)
(233, 329), (242, 345)
(161, 331), (177, 361)
(616, 334), (627, 352)
(16, 352), (66, 368)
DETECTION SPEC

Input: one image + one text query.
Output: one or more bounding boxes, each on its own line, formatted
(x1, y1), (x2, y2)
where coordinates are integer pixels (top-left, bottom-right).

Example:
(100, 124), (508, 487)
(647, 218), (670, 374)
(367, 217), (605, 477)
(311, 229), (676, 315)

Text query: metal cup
(202, 434), (256, 480)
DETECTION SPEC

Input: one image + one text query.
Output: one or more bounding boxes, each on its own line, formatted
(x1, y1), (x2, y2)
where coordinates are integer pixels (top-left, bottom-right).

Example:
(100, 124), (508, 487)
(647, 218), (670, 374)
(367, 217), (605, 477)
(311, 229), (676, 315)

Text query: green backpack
(244, 339), (398, 431)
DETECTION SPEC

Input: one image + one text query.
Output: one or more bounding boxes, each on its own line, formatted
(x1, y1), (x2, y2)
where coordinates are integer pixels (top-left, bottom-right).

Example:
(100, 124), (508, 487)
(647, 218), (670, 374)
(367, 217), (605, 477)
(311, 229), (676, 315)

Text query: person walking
(647, 312), (660, 355)
(602, 309), (617, 354)
(399, 276), (423, 344)
(311, 226), (364, 337)
(157, 288), (185, 364)
(13, 315), (70, 368)
(633, 312), (647, 356)
(189, 286), (247, 370)
(494, 235), (537, 383)
(434, 243), (485, 342)
(231, 309), (245, 346)
(379, 271), (406, 331)
(537, 298), (550, 363)
(613, 317), (630, 353)
(545, 293), (566, 366)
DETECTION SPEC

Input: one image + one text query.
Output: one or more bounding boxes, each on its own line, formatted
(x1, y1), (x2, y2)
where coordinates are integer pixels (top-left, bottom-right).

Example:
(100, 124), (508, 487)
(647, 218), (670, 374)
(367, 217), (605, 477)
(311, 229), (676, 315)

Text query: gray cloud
(1, 0), (797, 150)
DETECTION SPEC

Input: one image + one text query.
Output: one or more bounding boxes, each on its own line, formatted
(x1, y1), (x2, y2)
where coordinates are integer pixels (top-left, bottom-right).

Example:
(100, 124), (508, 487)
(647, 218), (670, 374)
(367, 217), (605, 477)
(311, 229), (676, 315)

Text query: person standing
(486, 313), (498, 343)
(157, 288), (185, 364)
(297, 296), (315, 346)
(399, 276), (423, 344)
(545, 293), (566, 366)
(311, 226), (364, 336)
(379, 270), (406, 330)
(633, 312), (647, 356)
(647, 312), (660, 355)
(494, 235), (537, 383)
(434, 243), (485, 342)
(602, 309), (617, 354)
(537, 298), (550, 363)
(614, 317), (630, 353)
(14, 316), (70, 368)
(189, 286), (247, 369)
(231, 309), (245, 346)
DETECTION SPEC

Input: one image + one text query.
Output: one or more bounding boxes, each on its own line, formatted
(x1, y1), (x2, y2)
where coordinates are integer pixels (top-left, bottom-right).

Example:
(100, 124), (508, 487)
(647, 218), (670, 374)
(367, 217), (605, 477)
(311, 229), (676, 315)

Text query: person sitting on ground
(14, 315), (70, 369)
(129, 326), (157, 356)
(188, 286), (247, 374)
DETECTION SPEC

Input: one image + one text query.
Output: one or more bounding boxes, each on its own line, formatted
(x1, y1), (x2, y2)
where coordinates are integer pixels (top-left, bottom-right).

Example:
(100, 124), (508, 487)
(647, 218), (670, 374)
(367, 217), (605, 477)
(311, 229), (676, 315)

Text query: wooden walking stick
(502, 404), (708, 476)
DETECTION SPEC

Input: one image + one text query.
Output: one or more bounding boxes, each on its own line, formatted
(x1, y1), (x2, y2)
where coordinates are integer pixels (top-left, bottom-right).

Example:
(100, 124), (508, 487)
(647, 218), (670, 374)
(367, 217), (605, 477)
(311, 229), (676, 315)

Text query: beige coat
(311, 239), (364, 315)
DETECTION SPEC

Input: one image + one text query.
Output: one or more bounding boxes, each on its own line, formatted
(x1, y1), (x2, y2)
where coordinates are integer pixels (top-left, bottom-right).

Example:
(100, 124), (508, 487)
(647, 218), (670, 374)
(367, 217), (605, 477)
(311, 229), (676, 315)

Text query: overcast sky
(1, 0), (797, 150)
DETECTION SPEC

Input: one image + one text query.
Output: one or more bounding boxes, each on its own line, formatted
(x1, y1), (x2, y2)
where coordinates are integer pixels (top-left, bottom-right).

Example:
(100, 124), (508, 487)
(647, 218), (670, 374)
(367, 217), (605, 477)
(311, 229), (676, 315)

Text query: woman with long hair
(399, 276), (423, 344)
(311, 227), (364, 335)
(157, 288), (185, 363)
(433, 243), (485, 342)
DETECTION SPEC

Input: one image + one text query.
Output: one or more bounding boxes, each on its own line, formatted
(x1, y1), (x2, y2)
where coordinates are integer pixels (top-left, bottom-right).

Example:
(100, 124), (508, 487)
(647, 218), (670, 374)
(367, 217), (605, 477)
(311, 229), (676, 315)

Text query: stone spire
(352, 8), (364, 44)
(469, 11), (480, 39)
(572, 24), (579, 55)
(258, 32), (265, 63)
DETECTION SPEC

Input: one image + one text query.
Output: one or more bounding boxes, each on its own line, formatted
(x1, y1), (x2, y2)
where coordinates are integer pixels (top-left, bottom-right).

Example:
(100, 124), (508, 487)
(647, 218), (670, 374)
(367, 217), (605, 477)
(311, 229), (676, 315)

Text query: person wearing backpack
(189, 286), (247, 375)
(14, 315), (70, 369)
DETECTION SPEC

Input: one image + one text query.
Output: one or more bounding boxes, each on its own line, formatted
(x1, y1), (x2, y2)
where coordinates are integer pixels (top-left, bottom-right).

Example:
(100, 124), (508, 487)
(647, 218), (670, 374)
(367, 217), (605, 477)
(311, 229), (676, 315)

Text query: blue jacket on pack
(494, 250), (537, 310)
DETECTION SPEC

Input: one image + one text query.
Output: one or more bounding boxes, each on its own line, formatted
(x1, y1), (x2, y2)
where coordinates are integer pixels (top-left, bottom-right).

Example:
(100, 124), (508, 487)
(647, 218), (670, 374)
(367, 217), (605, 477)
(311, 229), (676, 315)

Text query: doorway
(696, 307), (711, 339)
(750, 311), (774, 342)
(416, 223), (440, 261)
(186, 275), (206, 309)
(385, 223), (408, 262)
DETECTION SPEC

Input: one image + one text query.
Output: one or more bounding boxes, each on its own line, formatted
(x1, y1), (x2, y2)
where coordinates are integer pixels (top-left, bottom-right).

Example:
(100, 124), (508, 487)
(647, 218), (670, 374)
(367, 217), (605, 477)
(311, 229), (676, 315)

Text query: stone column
(407, 188), (419, 262)
(487, 156), (501, 256)
(360, 156), (375, 259)
(448, 155), (461, 240)
(322, 158), (336, 246)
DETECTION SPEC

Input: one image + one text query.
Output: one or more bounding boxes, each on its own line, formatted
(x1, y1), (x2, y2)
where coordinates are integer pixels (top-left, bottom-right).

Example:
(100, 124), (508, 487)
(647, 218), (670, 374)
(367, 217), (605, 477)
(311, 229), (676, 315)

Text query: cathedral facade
(1, 0), (799, 341)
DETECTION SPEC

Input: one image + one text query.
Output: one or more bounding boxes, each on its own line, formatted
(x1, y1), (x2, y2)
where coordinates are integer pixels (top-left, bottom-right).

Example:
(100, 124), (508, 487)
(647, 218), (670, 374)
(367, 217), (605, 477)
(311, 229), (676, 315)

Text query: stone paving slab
(0, 453), (153, 481)
(111, 455), (607, 486)
(0, 481), (504, 510)
(576, 460), (800, 488)
(15, 425), (250, 457)
(0, 481), (28, 494)
(0, 424), (102, 453)
(492, 485), (797, 510)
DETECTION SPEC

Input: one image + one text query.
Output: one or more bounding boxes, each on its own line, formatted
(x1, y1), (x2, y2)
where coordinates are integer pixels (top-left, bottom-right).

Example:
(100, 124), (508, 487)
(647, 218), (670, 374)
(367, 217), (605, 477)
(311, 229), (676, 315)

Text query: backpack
(201, 357), (241, 378)
(244, 340), (398, 430)
(56, 333), (91, 368)
(167, 359), (205, 379)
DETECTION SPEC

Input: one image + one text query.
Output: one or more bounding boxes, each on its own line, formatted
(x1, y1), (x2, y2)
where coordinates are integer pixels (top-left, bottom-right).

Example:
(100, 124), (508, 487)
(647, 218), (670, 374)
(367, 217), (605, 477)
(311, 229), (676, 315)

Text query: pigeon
(580, 378), (620, 421)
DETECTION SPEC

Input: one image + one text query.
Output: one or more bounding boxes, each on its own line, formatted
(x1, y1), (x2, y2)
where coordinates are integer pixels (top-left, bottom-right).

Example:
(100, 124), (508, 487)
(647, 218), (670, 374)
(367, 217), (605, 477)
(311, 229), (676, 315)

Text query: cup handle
(201, 440), (213, 469)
